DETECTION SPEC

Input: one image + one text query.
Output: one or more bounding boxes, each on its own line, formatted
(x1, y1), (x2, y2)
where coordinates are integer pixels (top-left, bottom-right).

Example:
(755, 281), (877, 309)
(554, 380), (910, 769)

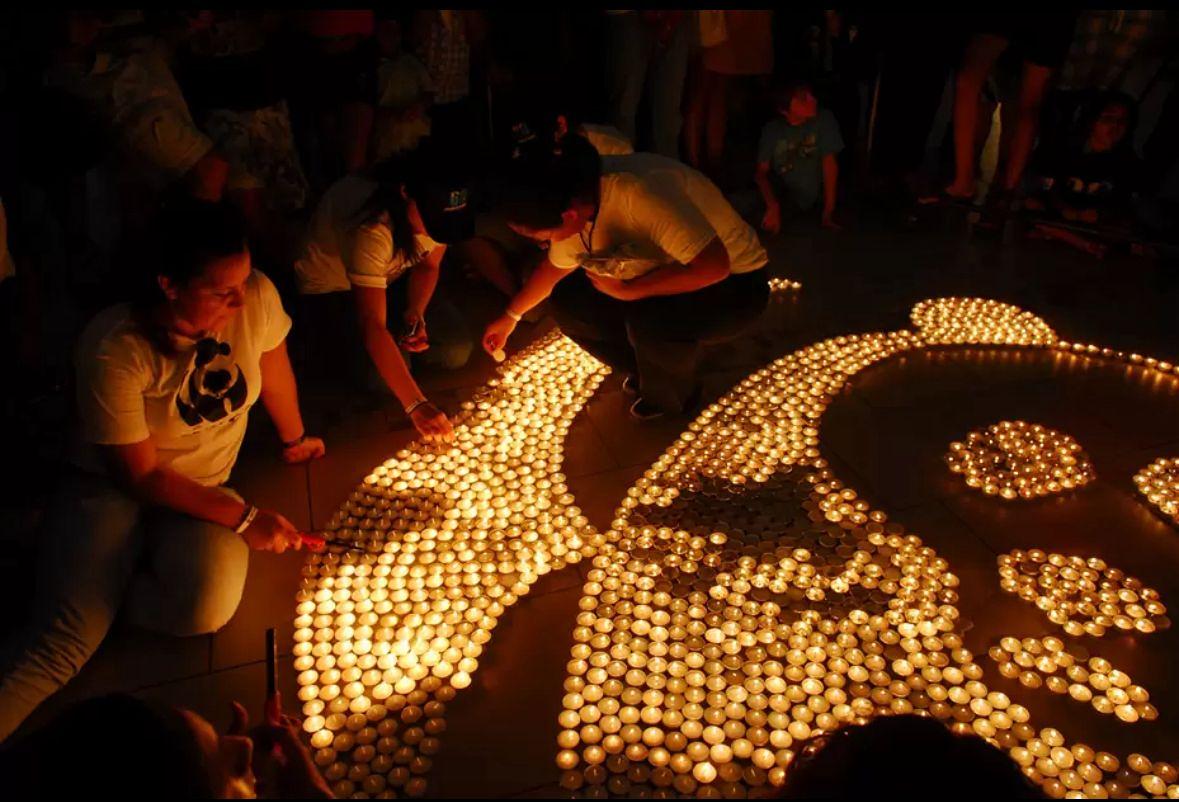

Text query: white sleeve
(77, 342), (151, 446)
(548, 234), (584, 270)
(347, 222), (396, 289)
(252, 270), (293, 352)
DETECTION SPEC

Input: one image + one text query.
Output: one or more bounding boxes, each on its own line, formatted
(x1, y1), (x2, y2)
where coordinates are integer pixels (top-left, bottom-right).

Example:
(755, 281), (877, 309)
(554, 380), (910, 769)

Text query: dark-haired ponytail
(129, 196), (248, 352)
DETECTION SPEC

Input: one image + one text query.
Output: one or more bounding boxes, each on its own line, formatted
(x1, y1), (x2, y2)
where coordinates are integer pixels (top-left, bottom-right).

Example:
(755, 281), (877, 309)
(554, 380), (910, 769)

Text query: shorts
(204, 101), (310, 212)
(974, 13), (1079, 68)
(120, 98), (214, 186)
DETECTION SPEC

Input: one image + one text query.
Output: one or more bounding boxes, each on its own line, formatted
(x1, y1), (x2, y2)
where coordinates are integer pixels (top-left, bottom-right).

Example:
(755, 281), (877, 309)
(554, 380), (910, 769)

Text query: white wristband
(234, 505), (259, 534)
(505, 308), (523, 323)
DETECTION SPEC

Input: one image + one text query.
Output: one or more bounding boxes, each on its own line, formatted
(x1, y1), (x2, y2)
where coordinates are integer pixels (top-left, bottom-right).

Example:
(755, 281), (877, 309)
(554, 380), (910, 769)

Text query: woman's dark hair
(354, 154), (420, 262)
(771, 78), (815, 112)
(777, 715), (1045, 799)
(0, 694), (217, 798)
(352, 138), (462, 260)
(500, 134), (601, 231)
(132, 195), (249, 311)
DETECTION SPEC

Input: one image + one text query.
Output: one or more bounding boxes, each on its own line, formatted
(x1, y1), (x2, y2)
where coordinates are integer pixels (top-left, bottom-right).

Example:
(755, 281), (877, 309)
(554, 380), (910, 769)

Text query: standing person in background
(684, 10), (774, 181)
(0, 199), (325, 743)
(411, 10), (484, 156)
(44, 11), (228, 203)
(603, 10), (691, 159)
(176, 11), (310, 268)
(371, 13), (433, 163)
(283, 10), (377, 193)
(941, 13), (1079, 208)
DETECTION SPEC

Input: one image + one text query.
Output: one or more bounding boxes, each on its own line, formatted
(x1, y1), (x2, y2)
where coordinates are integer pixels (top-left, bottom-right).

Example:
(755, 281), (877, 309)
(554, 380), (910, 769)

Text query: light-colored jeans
(605, 12), (690, 159)
(0, 471), (249, 742)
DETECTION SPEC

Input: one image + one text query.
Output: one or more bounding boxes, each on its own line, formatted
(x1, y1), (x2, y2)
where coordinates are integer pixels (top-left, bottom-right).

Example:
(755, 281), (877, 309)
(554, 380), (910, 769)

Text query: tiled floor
(8, 210), (1179, 794)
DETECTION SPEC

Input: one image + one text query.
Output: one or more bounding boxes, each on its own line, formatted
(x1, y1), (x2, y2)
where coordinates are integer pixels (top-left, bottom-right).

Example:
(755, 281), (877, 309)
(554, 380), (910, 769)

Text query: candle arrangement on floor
(293, 297), (1179, 798)
(997, 549), (1168, 638)
(1134, 457), (1179, 527)
(987, 637), (1157, 723)
(292, 330), (610, 798)
(556, 297), (1178, 799)
(946, 421), (1096, 500)
(767, 277), (802, 293)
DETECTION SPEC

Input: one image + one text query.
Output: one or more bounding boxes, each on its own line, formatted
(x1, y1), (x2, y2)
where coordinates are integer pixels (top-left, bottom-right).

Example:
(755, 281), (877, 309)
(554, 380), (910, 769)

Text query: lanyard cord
(578, 203), (600, 256)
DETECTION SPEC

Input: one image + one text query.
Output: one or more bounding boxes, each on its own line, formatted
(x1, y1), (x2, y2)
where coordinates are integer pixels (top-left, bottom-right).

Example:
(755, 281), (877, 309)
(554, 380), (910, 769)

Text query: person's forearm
(130, 467), (248, 529)
(626, 260), (728, 299)
(755, 171), (779, 211)
(822, 156), (839, 216)
(362, 324), (427, 408)
(505, 259), (572, 316)
(405, 258), (441, 320)
(259, 341), (307, 444)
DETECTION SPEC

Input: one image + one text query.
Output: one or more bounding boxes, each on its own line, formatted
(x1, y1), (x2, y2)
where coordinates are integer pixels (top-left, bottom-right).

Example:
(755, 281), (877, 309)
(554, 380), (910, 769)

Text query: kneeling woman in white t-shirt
(483, 139), (770, 420)
(295, 149), (475, 444)
(0, 200), (325, 742)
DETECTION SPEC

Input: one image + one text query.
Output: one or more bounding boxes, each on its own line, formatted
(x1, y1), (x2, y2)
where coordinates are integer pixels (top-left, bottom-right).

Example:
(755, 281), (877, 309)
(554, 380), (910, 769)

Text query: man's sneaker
(628, 397), (665, 421)
(621, 374), (639, 396)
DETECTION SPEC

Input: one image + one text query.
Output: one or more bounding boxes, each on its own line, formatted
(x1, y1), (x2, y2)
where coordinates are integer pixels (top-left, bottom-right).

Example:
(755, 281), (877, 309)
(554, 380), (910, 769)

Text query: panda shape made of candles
(292, 298), (1179, 799)
(556, 297), (1179, 799)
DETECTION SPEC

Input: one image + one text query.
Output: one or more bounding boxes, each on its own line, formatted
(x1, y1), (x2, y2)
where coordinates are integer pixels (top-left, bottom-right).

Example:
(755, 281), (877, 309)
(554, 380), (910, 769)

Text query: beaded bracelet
(282, 433), (307, 450)
(405, 398), (430, 416)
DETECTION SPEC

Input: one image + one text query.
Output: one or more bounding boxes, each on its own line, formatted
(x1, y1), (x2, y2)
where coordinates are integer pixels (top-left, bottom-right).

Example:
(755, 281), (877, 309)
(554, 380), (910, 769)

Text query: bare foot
(944, 181), (975, 201)
(1085, 241), (1108, 259)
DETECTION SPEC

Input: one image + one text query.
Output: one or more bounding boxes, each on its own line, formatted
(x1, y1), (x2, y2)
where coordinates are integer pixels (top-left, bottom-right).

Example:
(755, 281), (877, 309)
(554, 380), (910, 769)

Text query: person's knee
(155, 529), (249, 636)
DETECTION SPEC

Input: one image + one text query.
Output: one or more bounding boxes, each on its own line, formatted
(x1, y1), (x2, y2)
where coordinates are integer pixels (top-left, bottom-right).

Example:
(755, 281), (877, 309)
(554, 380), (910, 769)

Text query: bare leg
(1032, 223), (1107, 258)
(683, 58), (708, 170)
(1001, 61), (1053, 192)
(704, 72), (729, 175)
(947, 34), (1007, 199)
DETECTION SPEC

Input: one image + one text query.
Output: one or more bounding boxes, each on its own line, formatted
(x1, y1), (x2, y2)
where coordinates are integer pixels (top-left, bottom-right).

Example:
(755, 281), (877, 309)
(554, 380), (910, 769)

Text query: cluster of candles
(945, 421), (1096, 500)
(911, 298), (1059, 347)
(292, 297), (1177, 798)
(293, 331), (610, 798)
(1134, 458), (1179, 526)
(987, 637), (1157, 723)
(768, 277), (802, 293)
(997, 549), (1168, 638)
(557, 298), (1177, 799)
(1007, 735), (1177, 798)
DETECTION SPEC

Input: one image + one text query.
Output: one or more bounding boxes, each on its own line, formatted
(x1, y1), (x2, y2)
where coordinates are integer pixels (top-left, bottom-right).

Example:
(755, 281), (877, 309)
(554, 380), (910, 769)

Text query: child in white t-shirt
(0, 200), (325, 742)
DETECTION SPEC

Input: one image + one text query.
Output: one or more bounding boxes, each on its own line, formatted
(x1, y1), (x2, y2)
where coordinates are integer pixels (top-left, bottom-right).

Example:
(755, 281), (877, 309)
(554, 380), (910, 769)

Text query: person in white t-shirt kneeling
(0, 199), (325, 743)
(294, 145), (475, 444)
(483, 138), (770, 420)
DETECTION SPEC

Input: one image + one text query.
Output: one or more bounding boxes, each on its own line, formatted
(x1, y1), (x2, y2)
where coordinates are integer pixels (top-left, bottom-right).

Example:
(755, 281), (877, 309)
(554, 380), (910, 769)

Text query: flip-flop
(916, 188), (977, 208)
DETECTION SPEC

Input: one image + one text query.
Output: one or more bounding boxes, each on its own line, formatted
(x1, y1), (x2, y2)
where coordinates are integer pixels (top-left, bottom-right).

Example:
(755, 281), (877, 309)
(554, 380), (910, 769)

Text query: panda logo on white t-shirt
(176, 336), (248, 427)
